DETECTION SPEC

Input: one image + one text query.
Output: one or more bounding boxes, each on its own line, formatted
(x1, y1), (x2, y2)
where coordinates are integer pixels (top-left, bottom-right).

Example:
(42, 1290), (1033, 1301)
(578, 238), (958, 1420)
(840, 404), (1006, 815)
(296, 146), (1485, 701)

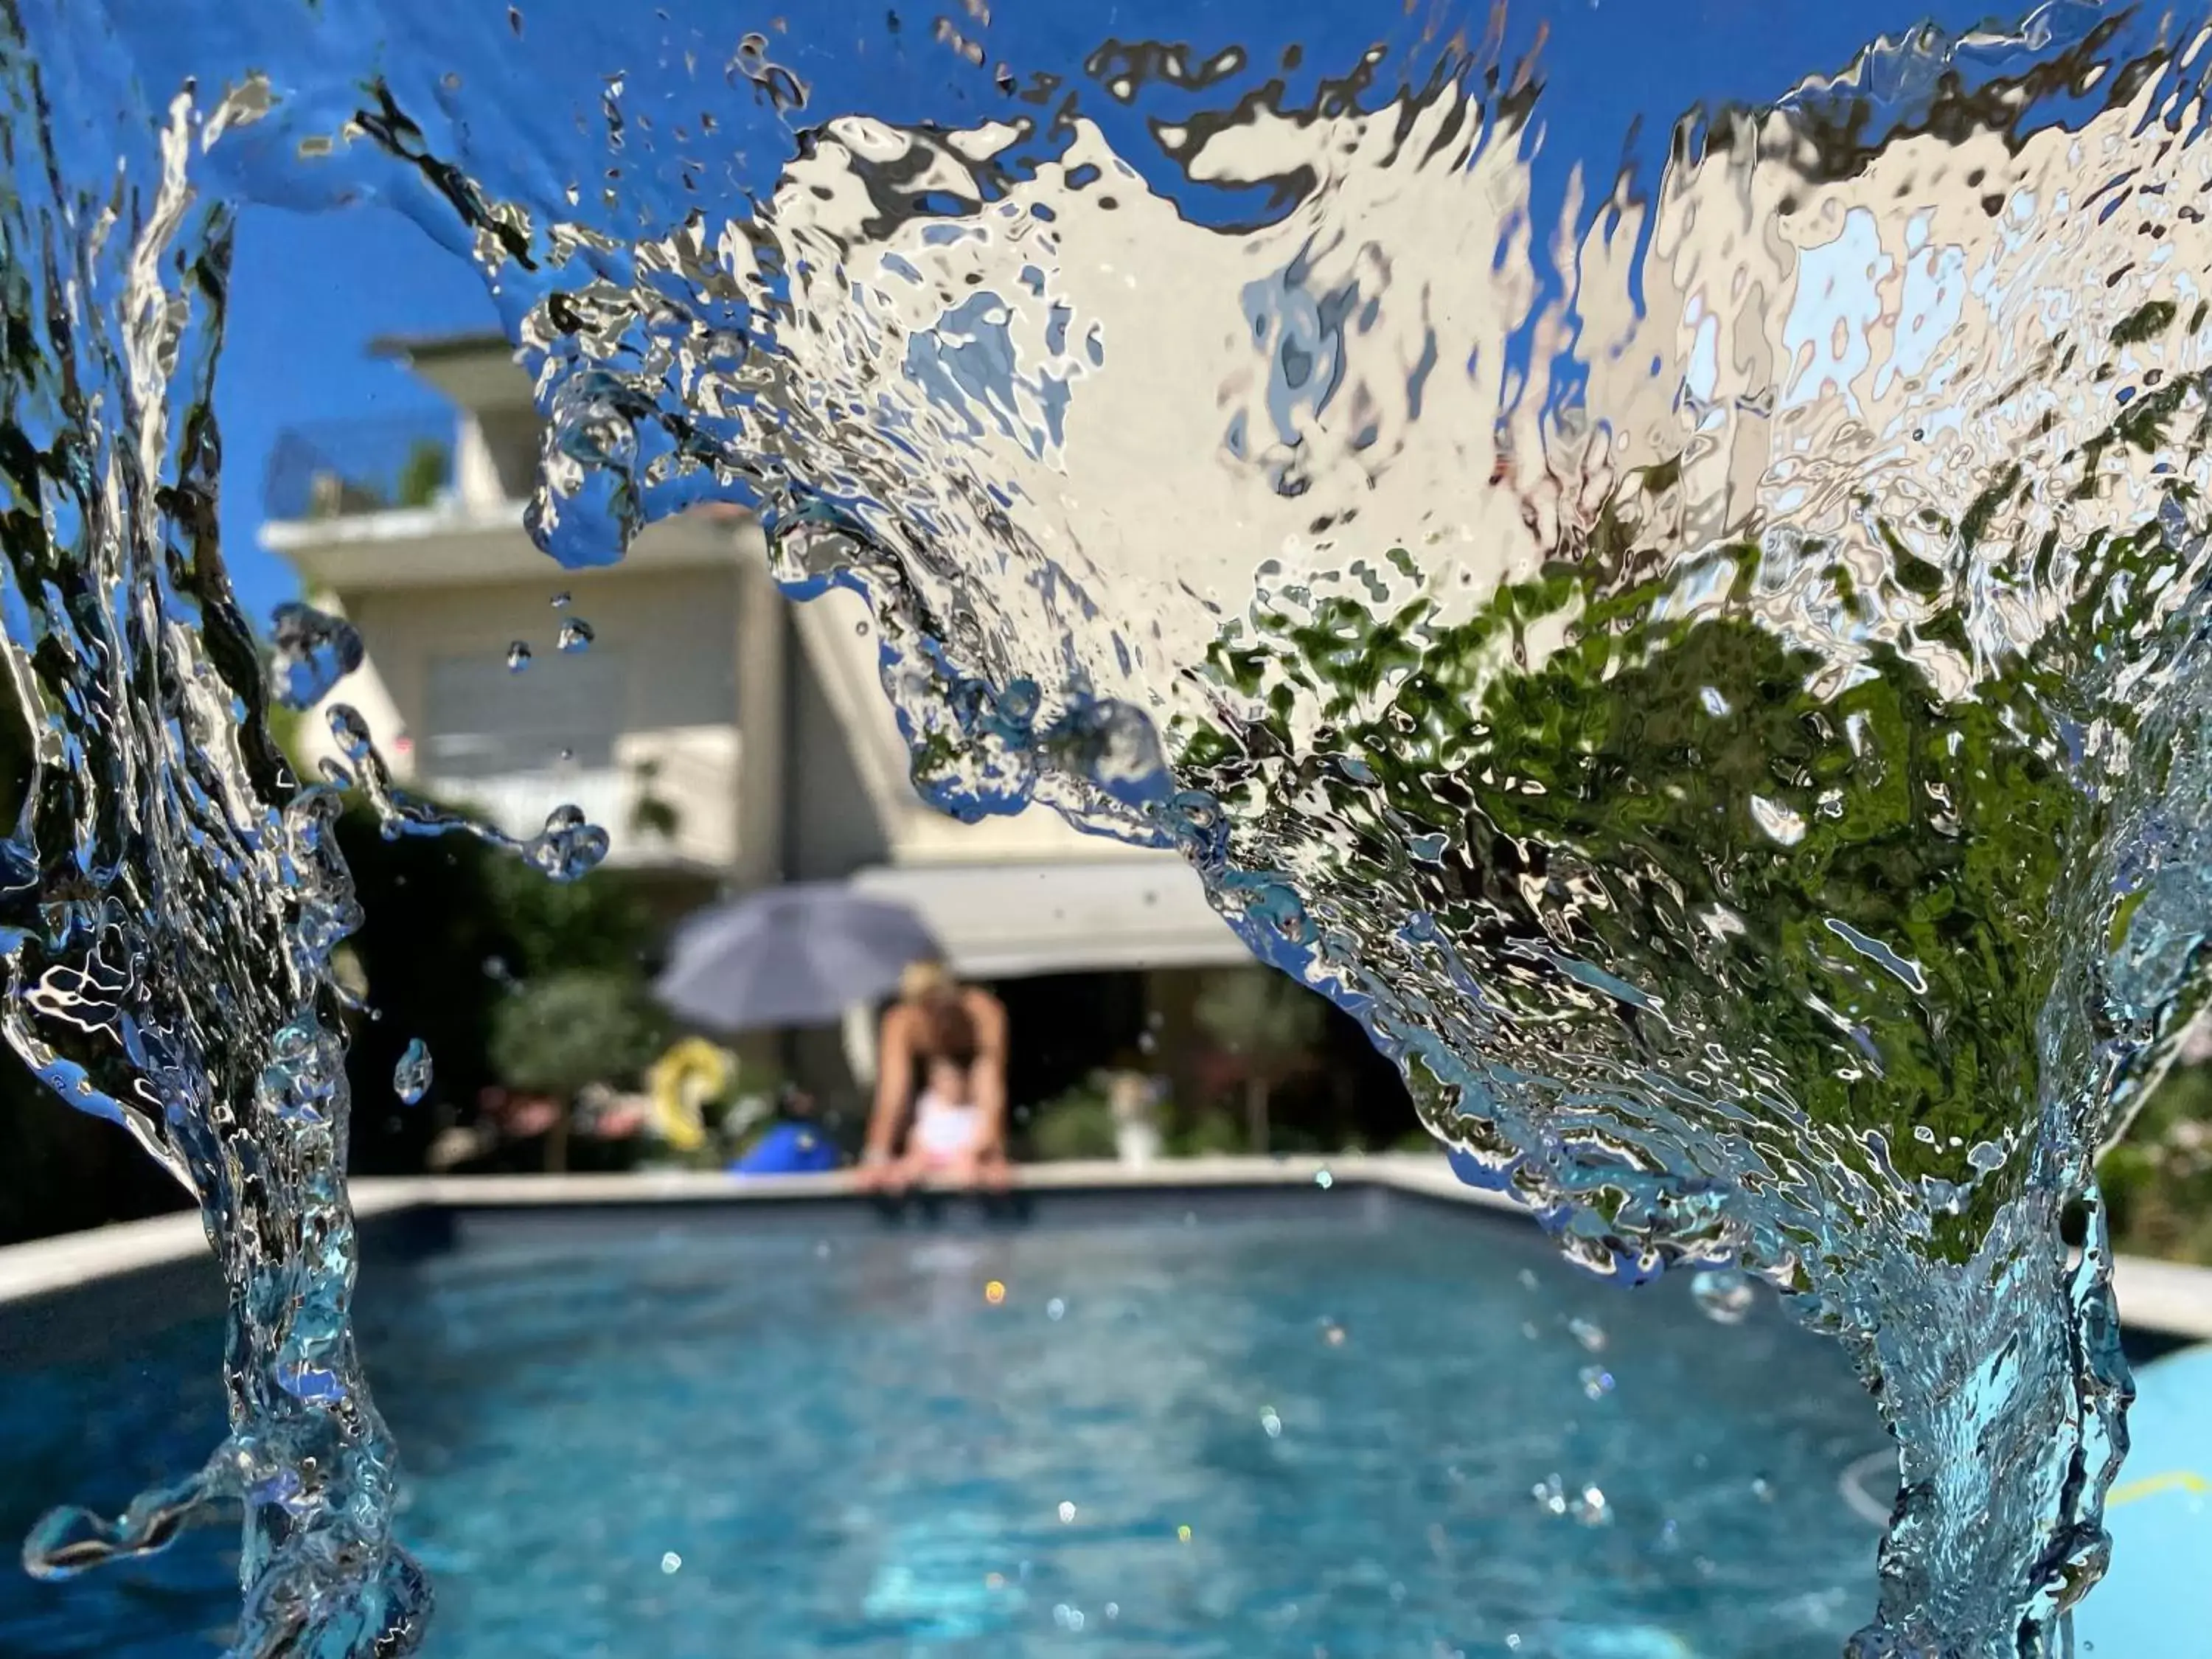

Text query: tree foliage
(487, 970), (666, 1100)
(1172, 455), (2199, 1265)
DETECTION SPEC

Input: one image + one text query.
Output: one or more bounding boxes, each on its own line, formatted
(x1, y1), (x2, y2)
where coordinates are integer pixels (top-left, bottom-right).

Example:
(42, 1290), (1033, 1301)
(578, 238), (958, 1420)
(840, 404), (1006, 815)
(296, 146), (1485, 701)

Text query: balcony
(262, 414), (459, 525)
(415, 728), (739, 872)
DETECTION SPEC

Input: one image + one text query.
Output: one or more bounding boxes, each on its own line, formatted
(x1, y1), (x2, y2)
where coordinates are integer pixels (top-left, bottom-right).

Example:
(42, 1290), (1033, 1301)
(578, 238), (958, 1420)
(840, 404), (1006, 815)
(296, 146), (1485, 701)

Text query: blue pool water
(1, 1197), (1887, 1656)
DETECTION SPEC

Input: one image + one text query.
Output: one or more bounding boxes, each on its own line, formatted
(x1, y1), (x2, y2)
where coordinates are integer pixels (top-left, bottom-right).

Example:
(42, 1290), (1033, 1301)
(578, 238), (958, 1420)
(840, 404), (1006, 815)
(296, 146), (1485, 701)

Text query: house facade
(264, 332), (1255, 1109)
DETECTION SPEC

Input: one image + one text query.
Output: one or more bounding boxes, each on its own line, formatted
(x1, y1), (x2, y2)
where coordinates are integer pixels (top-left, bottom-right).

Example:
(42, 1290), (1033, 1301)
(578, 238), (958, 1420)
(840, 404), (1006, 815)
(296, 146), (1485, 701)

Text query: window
(420, 650), (625, 781)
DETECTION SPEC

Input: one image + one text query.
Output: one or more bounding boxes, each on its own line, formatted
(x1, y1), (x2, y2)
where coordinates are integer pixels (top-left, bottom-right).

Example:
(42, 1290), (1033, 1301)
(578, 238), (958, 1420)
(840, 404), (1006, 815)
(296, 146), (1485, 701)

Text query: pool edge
(4, 1155), (2210, 1346)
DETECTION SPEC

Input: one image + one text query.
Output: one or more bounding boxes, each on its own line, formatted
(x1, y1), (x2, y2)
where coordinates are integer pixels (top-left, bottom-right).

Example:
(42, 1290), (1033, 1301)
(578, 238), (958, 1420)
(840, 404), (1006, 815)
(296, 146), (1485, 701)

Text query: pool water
(1, 1199), (1887, 1656)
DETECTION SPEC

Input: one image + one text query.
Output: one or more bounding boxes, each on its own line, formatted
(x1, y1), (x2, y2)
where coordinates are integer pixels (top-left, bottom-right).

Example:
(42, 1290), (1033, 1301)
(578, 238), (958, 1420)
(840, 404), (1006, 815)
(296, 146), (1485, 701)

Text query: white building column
(731, 512), (787, 890)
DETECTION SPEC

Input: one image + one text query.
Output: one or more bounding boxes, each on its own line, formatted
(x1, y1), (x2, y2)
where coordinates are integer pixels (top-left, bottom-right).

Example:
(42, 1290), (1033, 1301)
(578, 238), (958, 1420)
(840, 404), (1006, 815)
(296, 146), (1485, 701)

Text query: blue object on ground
(2073, 1340), (2212, 1655)
(730, 1121), (841, 1175)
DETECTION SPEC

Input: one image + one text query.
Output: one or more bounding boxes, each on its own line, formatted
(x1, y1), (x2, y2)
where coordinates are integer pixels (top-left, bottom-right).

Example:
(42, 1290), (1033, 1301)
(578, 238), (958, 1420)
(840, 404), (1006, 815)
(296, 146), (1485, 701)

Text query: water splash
(555, 618), (593, 653)
(0, 9), (428, 1647)
(10, 0), (2212, 1654)
(266, 603), (364, 712)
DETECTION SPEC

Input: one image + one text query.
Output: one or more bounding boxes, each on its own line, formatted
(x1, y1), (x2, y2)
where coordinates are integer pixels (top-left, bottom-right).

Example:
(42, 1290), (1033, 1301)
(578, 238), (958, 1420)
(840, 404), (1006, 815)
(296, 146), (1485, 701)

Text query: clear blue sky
(217, 202), (499, 625)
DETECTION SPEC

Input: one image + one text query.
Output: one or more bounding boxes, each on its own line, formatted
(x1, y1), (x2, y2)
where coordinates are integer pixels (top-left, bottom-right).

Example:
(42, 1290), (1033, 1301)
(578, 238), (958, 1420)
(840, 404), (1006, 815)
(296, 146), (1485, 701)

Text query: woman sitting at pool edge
(856, 959), (1012, 1193)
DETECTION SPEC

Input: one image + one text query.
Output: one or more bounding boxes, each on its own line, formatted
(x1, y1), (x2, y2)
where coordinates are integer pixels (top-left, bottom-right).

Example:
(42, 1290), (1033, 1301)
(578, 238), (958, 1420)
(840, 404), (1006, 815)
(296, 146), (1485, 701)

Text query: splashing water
(266, 602), (364, 712)
(9, 0), (2212, 1653)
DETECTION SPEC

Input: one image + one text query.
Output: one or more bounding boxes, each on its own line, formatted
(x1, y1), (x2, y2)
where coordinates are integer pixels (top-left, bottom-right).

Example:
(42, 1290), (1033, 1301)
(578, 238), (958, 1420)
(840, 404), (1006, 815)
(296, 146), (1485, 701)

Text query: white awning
(851, 857), (1253, 980)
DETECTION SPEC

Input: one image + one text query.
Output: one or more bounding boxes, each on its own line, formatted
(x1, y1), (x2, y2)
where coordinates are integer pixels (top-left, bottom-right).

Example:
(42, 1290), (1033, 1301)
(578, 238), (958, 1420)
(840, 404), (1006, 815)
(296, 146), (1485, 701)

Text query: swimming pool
(2, 1185), (1890, 1656)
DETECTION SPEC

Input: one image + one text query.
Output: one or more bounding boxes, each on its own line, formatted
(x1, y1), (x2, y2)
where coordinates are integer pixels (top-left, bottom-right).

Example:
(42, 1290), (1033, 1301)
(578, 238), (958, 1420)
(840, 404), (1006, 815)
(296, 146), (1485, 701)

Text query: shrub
(490, 970), (667, 1101)
(1028, 1084), (1118, 1161)
(1170, 1107), (1246, 1158)
(1193, 967), (1329, 1151)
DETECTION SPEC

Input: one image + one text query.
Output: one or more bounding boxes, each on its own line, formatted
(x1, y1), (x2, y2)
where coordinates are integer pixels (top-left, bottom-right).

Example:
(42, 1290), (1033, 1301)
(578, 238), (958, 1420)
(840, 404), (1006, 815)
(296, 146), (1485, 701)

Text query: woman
(857, 959), (1011, 1192)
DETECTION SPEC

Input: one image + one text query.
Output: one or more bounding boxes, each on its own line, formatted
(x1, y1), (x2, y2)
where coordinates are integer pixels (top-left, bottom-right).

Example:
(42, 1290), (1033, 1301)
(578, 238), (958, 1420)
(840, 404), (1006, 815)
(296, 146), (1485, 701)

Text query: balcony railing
(262, 414), (456, 524)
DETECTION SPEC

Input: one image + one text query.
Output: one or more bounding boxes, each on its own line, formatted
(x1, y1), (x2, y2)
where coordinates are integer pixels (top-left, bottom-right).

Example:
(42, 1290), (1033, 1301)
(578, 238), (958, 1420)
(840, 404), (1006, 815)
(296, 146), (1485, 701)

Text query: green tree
(335, 799), (661, 1174)
(1193, 967), (1328, 1152)
(1170, 431), (2198, 1271)
(488, 970), (666, 1172)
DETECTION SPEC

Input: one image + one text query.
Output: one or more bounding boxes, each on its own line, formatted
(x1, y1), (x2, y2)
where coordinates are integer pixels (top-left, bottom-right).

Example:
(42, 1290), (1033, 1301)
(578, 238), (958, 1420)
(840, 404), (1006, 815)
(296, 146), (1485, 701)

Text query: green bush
(1170, 1108), (1246, 1158)
(489, 971), (666, 1099)
(1028, 1085), (1118, 1161)
(335, 798), (663, 1173)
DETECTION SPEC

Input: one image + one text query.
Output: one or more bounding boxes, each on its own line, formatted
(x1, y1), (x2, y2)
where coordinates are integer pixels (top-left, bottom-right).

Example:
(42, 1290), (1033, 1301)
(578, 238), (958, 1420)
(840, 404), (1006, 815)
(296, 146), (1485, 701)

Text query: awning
(850, 857), (1253, 980)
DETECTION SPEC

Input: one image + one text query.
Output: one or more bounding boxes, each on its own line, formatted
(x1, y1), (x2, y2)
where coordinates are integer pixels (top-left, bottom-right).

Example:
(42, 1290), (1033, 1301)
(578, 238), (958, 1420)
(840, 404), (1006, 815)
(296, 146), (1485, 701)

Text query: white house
(262, 332), (1254, 1106)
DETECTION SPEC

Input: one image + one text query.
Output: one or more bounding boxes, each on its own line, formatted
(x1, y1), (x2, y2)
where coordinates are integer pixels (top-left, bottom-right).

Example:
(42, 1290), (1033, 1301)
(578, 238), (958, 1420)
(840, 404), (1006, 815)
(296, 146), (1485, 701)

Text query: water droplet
(1568, 1317), (1608, 1354)
(1313, 1167), (1334, 1189)
(1057, 1500), (1077, 1523)
(984, 1279), (1006, 1305)
(392, 1039), (433, 1106)
(660, 1551), (682, 1574)
(550, 590), (571, 608)
(1572, 1485), (1611, 1527)
(507, 640), (533, 672)
(557, 618), (594, 653)
(1517, 1268), (1539, 1290)
(266, 602), (364, 709)
(1321, 1321), (1347, 1346)
(1259, 1406), (1283, 1439)
(1137, 1029), (1158, 1054)
(1690, 1268), (1758, 1326)
(524, 804), (609, 883)
(1579, 1363), (1615, 1400)
(1046, 1296), (1065, 1321)
(1176, 1524), (1192, 1544)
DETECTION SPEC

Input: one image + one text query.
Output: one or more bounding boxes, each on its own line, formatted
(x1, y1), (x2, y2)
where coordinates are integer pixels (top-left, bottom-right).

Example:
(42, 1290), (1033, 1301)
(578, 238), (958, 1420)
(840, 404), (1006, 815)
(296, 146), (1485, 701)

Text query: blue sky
(203, 0), (2074, 630)
(217, 201), (498, 624)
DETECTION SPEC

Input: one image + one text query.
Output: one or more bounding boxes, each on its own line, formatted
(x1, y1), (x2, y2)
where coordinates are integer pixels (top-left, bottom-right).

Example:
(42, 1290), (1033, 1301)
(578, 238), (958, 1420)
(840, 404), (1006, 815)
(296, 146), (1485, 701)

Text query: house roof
(369, 330), (535, 412)
(365, 327), (513, 363)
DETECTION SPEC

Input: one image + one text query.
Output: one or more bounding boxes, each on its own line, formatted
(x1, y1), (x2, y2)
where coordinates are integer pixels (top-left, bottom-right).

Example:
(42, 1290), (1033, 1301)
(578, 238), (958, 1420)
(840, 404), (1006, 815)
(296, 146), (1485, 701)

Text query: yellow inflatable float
(645, 1037), (735, 1153)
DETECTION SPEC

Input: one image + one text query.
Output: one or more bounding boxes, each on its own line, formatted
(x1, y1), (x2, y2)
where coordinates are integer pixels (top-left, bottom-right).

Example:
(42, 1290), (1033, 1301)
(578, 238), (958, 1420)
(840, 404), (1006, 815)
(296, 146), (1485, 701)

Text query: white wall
(302, 557), (745, 870)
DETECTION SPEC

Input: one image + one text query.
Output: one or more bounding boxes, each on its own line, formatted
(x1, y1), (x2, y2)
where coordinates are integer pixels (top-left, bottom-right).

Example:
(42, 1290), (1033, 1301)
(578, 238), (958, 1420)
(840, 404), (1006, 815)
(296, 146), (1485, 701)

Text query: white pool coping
(4, 1153), (2211, 1344)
